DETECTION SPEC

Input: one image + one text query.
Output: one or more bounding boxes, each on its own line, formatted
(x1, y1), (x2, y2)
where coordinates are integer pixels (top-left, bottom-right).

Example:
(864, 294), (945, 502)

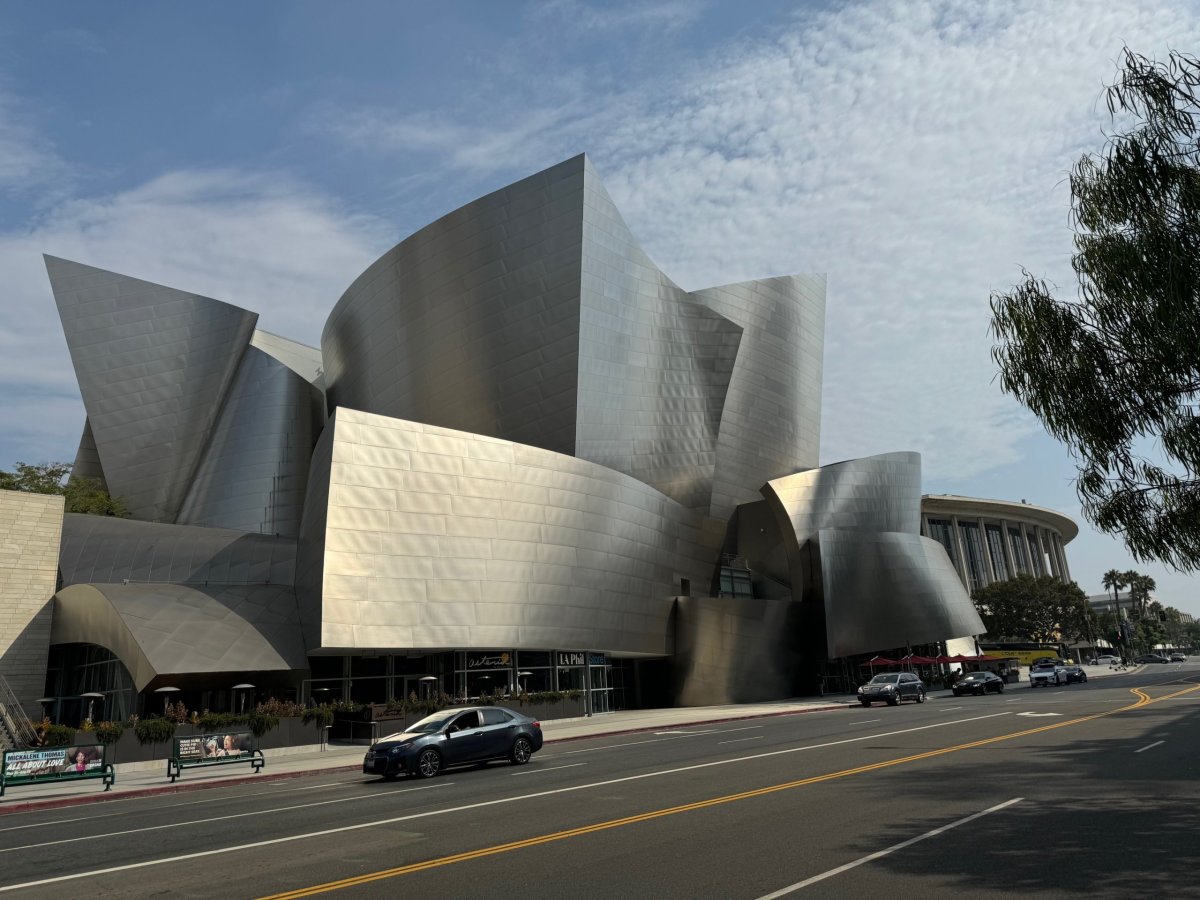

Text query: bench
(167, 731), (265, 783)
(1, 744), (115, 798)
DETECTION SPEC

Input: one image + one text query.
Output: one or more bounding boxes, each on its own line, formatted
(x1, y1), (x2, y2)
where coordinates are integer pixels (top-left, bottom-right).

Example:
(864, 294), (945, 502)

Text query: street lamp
(80, 692), (104, 723)
(154, 685), (181, 716)
(232, 683), (255, 714)
(517, 671), (532, 694)
(419, 675), (438, 700)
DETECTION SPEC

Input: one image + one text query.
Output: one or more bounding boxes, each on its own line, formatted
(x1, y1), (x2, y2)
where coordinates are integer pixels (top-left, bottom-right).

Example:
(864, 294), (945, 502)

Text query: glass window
(958, 522), (987, 591)
(1026, 532), (1045, 575)
(927, 519), (956, 563)
(1008, 528), (1028, 574)
(985, 525), (1008, 581)
(718, 567), (754, 598)
(451, 711), (481, 731)
(482, 708), (513, 725)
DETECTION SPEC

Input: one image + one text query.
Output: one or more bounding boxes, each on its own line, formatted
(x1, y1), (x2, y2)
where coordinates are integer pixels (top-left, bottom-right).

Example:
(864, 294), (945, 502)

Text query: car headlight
(857, 686), (864, 694)
(390, 746), (405, 755)
(884, 685), (894, 692)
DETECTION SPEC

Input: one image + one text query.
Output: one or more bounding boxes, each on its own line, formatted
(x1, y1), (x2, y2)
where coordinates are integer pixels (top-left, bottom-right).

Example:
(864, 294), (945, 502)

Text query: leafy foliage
(0, 461), (128, 517)
(990, 48), (1200, 572)
(94, 721), (125, 744)
(301, 706), (334, 728)
(971, 574), (1092, 643)
(134, 717), (177, 745)
(38, 723), (76, 747)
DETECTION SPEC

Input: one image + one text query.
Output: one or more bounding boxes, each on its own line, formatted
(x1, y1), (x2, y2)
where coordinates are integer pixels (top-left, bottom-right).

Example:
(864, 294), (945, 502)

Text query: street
(1, 663), (1197, 898)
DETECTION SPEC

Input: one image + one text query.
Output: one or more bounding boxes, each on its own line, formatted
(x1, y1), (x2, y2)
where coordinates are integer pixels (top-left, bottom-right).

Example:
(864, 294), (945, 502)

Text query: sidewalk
(0, 697), (852, 815)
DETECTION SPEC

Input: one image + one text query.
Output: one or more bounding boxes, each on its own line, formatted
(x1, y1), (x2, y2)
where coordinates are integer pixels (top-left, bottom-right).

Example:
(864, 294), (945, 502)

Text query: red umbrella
(903, 654), (938, 665)
(862, 656), (900, 667)
(931, 655), (955, 664)
(947, 654), (974, 662)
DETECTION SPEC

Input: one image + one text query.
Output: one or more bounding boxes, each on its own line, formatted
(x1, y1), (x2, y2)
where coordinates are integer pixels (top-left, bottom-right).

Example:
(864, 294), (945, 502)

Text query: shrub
(256, 698), (305, 718)
(40, 724), (75, 747)
(94, 721), (124, 744)
(247, 710), (280, 737)
(197, 711), (247, 731)
(301, 705), (334, 728)
(164, 700), (190, 724)
(134, 717), (177, 744)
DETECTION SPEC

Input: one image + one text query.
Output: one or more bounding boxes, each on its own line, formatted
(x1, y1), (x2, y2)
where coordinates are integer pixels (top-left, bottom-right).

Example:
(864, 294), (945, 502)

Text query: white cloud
(530, 0), (704, 34)
(0, 169), (394, 467)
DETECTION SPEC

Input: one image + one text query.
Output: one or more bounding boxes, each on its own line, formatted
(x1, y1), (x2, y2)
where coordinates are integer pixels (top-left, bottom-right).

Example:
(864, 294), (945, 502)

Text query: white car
(1029, 659), (1066, 687)
(1093, 655), (1121, 666)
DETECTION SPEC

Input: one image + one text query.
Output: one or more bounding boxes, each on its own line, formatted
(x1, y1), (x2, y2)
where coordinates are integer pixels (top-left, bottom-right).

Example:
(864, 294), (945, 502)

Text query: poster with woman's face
(1, 745), (103, 782)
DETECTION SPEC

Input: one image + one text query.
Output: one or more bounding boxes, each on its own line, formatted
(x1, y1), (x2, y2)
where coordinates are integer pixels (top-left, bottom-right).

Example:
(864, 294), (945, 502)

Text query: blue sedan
(363, 706), (543, 779)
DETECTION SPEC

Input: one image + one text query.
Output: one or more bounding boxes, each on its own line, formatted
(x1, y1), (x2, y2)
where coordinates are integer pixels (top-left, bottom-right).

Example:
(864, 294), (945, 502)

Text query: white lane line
(0, 711), (1015, 890)
(849, 719), (881, 726)
(508, 764), (586, 777)
(0, 782), (454, 855)
(1134, 741), (1165, 753)
(940, 707), (963, 712)
(562, 737), (672, 755)
(754, 798), (1024, 897)
(710, 725), (765, 735)
(717, 737), (763, 745)
(559, 724), (764, 756)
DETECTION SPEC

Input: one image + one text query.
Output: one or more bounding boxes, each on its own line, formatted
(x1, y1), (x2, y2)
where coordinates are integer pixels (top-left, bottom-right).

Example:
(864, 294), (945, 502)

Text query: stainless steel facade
(18, 154), (989, 709)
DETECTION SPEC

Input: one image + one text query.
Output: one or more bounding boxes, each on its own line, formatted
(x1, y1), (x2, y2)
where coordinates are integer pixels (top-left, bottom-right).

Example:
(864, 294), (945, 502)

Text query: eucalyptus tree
(991, 48), (1200, 573)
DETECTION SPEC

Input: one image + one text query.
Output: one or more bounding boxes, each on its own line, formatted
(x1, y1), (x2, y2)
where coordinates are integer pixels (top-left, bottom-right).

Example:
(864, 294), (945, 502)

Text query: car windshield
(405, 711), (460, 733)
(869, 674), (900, 684)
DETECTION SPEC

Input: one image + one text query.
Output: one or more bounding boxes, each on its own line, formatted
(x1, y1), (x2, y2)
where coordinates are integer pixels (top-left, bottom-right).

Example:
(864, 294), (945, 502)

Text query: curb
(0, 701), (854, 816)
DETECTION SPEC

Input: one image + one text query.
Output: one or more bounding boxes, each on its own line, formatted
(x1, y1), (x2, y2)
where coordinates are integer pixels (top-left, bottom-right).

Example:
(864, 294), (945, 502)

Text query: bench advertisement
(1, 745), (106, 784)
(174, 732), (252, 761)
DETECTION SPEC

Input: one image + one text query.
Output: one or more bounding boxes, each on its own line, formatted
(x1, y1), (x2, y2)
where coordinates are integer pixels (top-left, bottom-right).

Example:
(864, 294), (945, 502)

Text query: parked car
(1134, 654), (1170, 664)
(858, 672), (926, 706)
(951, 671), (1004, 696)
(363, 706), (543, 780)
(1061, 665), (1088, 684)
(1170, 653), (1186, 662)
(1029, 659), (1066, 687)
(1093, 655), (1121, 666)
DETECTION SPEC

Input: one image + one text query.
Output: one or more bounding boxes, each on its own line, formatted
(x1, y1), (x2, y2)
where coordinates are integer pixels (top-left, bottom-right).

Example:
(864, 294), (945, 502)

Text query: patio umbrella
(862, 656), (900, 667)
(903, 655), (938, 665)
(931, 655), (955, 664)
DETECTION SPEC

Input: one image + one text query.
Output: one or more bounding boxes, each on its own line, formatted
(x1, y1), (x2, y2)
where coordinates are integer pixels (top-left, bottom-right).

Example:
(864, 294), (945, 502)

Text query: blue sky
(2, 0), (1198, 614)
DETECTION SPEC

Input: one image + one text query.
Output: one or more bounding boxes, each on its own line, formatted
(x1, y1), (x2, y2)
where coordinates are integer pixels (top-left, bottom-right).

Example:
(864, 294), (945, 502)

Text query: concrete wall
(0, 490), (65, 717)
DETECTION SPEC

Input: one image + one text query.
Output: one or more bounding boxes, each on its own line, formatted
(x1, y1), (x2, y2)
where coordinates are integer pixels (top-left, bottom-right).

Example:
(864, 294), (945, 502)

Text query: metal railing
(0, 675), (39, 749)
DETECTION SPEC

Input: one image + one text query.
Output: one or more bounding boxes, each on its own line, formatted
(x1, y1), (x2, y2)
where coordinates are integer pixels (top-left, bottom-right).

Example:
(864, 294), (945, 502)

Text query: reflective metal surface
(28, 156), (1003, 709)
(51, 583), (307, 691)
(296, 407), (717, 654)
(58, 514), (296, 588)
(177, 346), (323, 537)
(762, 453), (984, 659)
(46, 256), (259, 523)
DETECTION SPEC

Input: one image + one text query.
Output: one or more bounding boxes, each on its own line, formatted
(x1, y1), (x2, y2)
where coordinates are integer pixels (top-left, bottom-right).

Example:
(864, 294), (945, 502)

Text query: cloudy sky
(2, 0), (1198, 613)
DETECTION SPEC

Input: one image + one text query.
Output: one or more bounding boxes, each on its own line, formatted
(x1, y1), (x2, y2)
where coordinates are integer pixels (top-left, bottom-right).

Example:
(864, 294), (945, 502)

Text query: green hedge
(134, 717), (176, 745)
(40, 724), (76, 747)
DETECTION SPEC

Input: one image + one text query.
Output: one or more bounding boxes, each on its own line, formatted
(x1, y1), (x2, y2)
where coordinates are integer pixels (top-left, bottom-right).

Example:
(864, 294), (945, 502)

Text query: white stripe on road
(754, 798), (1024, 897)
(940, 707), (962, 712)
(0, 712), (1014, 891)
(1134, 741), (1165, 753)
(717, 737), (763, 745)
(508, 764), (586, 776)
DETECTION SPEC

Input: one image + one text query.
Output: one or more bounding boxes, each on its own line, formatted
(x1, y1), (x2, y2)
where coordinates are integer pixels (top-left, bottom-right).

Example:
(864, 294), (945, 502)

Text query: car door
(899, 673), (916, 701)
(480, 707), (518, 758)
(442, 710), (487, 764)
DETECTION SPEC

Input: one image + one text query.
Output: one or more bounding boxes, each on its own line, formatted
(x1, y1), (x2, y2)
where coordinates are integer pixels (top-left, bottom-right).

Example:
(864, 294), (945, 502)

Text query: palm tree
(1102, 569), (1125, 607)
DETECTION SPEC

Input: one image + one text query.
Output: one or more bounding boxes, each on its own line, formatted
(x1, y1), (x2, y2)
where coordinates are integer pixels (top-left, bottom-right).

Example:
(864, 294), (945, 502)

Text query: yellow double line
(262, 680), (1200, 899)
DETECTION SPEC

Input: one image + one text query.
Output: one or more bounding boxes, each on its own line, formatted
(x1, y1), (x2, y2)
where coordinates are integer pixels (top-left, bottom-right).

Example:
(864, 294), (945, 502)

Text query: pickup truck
(1028, 658), (1065, 688)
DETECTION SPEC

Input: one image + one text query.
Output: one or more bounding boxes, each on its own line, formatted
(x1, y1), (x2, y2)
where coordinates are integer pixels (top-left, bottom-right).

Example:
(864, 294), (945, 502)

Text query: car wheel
(415, 748), (441, 779)
(887, 695), (899, 706)
(1081, 675), (1087, 683)
(860, 700), (871, 707)
(997, 684), (1004, 693)
(510, 736), (533, 765)
(916, 689), (926, 703)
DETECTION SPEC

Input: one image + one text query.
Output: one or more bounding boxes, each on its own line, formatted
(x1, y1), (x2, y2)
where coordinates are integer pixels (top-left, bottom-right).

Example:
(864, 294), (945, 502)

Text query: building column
(1000, 518), (1018, 576)
(949, 515), (969, 588)
(1052, 532), (1071, 583)
(1040, 528), (1061, 578)
(978, 517), (996, 586)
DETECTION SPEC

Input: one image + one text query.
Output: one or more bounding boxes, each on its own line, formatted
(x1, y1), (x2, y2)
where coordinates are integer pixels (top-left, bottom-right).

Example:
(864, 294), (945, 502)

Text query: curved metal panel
(45, 256), (258, 522)
(322, 156), (586, 456)
(300, 407), (718, 654)
(51, 582), (307, 691)
(71, 419), (107, 488)
(818, 530), (984, 658)
(673, 594), (802, 706)
(763, 451), (923, 544)
(693, 275), (826, 518)
(575, 158), (743, 508)
(177, 346), (322, 537)
(58, 514), (297, 589)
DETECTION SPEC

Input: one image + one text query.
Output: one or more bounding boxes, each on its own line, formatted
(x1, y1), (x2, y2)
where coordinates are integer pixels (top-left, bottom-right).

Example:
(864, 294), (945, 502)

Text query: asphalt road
(2, 663), (1198, 899)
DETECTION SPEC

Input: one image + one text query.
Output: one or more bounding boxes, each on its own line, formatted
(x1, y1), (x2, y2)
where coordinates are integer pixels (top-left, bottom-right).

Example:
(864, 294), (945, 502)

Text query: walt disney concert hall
(11, 154), (983, 721)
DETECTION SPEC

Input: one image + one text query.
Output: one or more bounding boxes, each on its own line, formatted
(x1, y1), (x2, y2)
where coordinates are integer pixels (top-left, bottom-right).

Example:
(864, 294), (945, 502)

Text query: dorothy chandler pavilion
(8, 154), (984, 722)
